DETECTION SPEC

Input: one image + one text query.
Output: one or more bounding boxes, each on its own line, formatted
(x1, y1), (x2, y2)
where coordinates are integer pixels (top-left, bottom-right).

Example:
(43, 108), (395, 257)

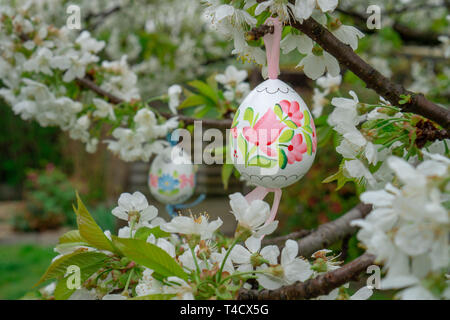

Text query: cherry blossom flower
(229, 193), (278, 238)
(297, 46), (340, 80)
(168, 84), (182, 114)
(112, 191), (159, 228)
(230, 236), (279, 272)
(257, 240), (313, 289)
(161, 214), (223, 240)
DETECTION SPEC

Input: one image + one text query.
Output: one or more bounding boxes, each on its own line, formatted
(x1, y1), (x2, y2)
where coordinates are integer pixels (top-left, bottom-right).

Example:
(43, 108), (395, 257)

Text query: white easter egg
(148, 146), (195, 205)
(230, 79), (317, 189)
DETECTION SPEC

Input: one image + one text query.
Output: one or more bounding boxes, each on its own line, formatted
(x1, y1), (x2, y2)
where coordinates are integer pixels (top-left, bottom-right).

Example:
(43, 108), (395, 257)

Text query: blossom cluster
(204, 0), (364, 80)
(38, 191), (372, 300)
(352, 154), (450, 299)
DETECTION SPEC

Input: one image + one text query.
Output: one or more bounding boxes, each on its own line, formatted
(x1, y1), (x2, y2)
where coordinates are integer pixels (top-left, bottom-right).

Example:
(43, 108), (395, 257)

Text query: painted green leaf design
(237, 134), (246, 157)
(278, 129), (294, 143)
(303, 109), (311, 126)
(112, 237), (189, 281)
(173, 171), (178, 178)
(248, 156), (277, 168)
(278, 149), (288, 169)
(74, 193), (116, 253)
(231, 109), (240, 128)
(284, 120), (298, 129)
(36, 251), (108, 287)
(274, 104), (283, 120)
(305, 133), (313, 155)
(244, 107), (254, 124)
(303, 125), (313, 136)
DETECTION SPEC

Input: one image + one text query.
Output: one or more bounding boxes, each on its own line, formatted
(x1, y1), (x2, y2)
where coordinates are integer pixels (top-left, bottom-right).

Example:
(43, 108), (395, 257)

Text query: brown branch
(335, 7), (448, 46)
(247, 17), (450, 130)
(263, 203), (372, 257)
(75, 77), (232, 127)
(238, 252), (376, 300)
(263, 229), (311, 247)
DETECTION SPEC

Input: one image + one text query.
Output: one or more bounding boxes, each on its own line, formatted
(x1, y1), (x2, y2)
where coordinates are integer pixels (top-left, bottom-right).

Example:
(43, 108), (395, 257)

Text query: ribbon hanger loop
(263, 17), (283, 80)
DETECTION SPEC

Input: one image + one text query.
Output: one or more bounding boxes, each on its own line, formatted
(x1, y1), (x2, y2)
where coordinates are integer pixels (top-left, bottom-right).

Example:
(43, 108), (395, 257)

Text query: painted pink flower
(279, 100), (303, 126)
(287, 134), (307, 164)
(180, 173), (194, 188)
(231, 127), (238, 139)
(243, 109), (287, 157)
(311, 120), (317, 153)
(149, 174), (158, 187)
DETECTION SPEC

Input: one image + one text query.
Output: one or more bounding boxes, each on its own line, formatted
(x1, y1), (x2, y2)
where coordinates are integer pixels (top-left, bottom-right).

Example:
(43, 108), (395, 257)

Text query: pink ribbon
(263, 17), (282, 80)
(245, 186), (282, 227)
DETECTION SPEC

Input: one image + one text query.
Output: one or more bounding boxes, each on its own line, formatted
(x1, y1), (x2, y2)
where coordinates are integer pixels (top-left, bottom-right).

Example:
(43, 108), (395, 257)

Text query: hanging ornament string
(264, 17), (282, 80)
(164, 131), (206, 217)
(242, 17), (284, 228)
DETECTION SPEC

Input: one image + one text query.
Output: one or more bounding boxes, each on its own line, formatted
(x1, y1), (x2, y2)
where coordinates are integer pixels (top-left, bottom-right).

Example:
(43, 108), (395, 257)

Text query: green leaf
(178, 94), (209, 109)
(322, 164), (352, 190)
(35, 251), (108, 287)
(58, 230), (84, 244)
(187, 80), (218, 104)
(278, 149), (288, 169)
(278, 129), (294, 143)
(129, 294), (176, 300)
(221, 163), (234, 190)
(243, 107), (254, 124)
(284, 120), (298, 129)
(304, 134), (313, 155)
(134, 226), (171, 241)
(112, 237), (188, 281)
(74, 192), (116, 253)
(274, 104), (283, 120)
(53, 256), (105, 300)
(248, 155), (277, 168)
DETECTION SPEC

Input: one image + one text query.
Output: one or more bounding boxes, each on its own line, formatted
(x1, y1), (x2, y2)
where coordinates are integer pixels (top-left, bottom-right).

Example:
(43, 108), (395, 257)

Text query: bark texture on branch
(76, 77), (232, 127)
(238, 253), (376, 300)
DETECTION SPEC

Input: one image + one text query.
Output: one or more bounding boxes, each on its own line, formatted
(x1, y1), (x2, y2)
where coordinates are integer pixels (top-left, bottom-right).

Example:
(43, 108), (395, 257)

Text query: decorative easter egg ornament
(148, 134), (205, 217)
(230, 17), (317, 225)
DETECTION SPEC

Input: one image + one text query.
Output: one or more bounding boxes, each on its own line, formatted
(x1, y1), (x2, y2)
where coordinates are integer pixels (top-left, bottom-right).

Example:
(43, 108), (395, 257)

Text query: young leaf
(53, 257), (106, 300)
(187, 80), (219, 104)
(178, 94), (209, 109)
(35, 251), (108, 287)
(134, 226), (171, 241)
(58, 230), (84, 244)
(221, 163), (234, 190)
(74, 193), (116, 253)
(112, 237), (188, 281)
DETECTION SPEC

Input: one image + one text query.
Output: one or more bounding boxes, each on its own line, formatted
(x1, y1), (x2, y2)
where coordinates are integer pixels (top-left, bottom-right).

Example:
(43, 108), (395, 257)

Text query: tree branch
(248, 17), (450, 130)
(75, 77), (232, 127)
(238, 252), (376, 300)
(264, 203), (372, 257)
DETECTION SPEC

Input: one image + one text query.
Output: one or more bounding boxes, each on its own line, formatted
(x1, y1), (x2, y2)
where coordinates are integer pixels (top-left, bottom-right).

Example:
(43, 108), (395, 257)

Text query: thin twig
(238, 253), (376, 300)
